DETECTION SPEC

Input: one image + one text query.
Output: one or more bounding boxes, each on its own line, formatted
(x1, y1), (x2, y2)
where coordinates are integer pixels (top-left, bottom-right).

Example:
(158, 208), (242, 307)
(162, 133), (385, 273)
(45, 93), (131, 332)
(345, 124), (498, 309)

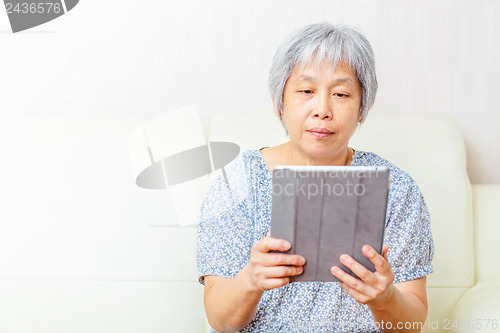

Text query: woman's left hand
(331, 244), (395, 308)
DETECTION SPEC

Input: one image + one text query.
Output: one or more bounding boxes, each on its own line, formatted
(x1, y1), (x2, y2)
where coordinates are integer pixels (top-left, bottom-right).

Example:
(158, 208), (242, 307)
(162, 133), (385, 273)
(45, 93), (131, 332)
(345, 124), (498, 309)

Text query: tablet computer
(270, 165), (390, 282)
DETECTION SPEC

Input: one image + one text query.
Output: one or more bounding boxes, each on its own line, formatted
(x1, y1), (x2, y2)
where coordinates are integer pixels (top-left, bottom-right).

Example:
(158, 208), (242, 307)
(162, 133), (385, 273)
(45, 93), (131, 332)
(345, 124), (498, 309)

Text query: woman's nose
(313, 94), (332, 119)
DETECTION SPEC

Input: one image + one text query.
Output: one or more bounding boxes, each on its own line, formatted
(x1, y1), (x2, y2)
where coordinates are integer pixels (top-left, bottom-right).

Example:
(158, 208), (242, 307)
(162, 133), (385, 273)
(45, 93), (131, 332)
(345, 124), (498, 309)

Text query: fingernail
(297, 267), (303, 273)
(340, 254), (347, 262)
(284, 241), (291, 249)
(332, 266), (340, 274)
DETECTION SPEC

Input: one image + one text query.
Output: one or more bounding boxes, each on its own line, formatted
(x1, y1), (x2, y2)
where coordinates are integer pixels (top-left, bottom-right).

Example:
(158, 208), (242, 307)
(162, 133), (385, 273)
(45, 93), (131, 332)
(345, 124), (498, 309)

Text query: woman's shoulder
(200, 150), (263, 218)
(205, 149), (269, 197)
(353, 150), (419, 191)
(224, 149), (269, 178)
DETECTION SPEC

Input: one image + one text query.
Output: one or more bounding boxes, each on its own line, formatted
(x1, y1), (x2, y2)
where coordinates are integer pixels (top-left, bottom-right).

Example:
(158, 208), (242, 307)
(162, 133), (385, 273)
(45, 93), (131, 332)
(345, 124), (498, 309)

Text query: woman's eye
(301, 90), (313, 95)
(334, 93), (348, 98)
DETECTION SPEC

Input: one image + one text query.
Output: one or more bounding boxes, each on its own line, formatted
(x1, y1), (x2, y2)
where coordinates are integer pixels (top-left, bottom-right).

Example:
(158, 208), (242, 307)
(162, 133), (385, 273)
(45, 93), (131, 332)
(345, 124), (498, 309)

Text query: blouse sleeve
(196, 165), (254, 285)
(384, 173), (435, 284)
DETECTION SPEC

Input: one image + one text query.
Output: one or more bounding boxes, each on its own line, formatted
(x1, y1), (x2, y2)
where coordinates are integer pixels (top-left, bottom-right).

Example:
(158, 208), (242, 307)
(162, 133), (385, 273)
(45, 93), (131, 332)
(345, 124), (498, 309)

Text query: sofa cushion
(423, 287), (469, 333)
(0, 280), (206, 333)
(450, 280), (500, 333)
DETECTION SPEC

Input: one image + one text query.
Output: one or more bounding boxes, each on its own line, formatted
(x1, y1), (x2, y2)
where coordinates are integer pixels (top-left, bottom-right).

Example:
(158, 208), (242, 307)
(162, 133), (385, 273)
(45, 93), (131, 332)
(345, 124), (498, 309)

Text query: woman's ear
(272, 98), (280, 118)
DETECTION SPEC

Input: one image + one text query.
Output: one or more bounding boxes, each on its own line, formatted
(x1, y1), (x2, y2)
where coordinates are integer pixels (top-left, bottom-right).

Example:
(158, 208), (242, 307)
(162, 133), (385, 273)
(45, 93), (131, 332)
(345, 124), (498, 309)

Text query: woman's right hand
(247, 233), (306, 291)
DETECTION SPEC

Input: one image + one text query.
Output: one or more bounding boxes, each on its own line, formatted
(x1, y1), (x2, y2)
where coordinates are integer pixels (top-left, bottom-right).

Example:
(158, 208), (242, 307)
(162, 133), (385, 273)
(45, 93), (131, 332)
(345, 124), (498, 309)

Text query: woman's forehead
(290, 60), (358, 83)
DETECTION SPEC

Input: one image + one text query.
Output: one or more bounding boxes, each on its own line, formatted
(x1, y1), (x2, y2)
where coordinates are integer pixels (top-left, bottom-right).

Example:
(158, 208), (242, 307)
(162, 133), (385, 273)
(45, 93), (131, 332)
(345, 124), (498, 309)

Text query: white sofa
(0, 112), (498, 333)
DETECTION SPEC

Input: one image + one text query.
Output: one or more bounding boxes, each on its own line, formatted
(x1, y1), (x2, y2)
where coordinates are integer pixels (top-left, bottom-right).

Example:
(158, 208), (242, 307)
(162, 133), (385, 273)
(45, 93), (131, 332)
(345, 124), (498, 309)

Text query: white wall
(1, 0), (498, 183)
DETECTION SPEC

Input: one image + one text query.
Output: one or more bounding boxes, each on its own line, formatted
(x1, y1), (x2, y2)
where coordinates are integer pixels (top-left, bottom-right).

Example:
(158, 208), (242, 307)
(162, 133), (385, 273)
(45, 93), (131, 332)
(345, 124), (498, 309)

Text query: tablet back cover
(270, 166), (389, 282)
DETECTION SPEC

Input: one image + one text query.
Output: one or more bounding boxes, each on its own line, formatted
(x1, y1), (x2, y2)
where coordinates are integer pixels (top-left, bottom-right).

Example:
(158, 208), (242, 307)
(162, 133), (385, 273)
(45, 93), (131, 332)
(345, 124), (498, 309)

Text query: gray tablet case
(270, 165), (390, 282)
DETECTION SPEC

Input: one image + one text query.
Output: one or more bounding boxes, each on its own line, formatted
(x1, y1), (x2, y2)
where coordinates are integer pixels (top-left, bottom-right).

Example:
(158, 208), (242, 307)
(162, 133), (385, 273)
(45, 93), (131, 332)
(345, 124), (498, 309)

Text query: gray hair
(269, 22), (377, 123)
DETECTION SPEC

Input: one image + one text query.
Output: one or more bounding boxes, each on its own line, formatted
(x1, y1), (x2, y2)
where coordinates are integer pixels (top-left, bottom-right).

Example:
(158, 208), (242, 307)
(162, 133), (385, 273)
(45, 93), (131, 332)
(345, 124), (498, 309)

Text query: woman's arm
(203, 269), (262, 333)
(369, 277), (427, 332)
(331, 244), (428, 333)
(203, 235), (305, 333)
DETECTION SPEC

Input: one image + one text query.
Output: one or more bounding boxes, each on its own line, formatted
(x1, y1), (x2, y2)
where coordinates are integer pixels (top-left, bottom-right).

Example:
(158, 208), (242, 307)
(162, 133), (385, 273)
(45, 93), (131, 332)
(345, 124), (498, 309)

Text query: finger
(262, 265), (304, 278)
(331, 265), (367, 294)
(254, 236), (292, 253)
(338, 254), (374, 283)
(258, 252), (306, 267)
(266, 232), (270, 237)
(362, 245), (391, 274)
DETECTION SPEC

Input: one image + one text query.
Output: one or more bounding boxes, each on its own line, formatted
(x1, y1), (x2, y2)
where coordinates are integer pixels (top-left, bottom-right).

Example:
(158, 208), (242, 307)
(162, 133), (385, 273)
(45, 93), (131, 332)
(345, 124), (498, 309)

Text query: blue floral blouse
(196, 149), (434, 333)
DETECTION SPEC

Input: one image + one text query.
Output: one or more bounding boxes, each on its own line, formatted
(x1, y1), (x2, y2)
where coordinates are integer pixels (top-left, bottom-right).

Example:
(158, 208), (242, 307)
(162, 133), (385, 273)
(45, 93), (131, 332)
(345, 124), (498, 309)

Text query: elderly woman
(197, 23), (434, 333)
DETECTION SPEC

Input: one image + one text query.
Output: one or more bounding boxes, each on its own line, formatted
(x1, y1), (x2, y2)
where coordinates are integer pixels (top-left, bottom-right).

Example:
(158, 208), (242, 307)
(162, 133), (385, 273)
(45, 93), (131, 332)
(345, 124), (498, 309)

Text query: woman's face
(278, 60), (362, 163)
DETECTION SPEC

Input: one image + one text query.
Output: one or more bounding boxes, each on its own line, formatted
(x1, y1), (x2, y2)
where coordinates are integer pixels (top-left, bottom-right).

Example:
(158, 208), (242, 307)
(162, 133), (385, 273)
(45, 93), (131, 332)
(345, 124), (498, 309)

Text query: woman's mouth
(307, 128), (334, 138)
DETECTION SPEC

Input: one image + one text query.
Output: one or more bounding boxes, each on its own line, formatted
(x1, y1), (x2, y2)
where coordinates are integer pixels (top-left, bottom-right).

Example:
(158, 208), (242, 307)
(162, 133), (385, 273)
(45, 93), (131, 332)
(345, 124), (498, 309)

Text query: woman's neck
(260, 143), (354, 174)
(284, 142), (354, 166)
